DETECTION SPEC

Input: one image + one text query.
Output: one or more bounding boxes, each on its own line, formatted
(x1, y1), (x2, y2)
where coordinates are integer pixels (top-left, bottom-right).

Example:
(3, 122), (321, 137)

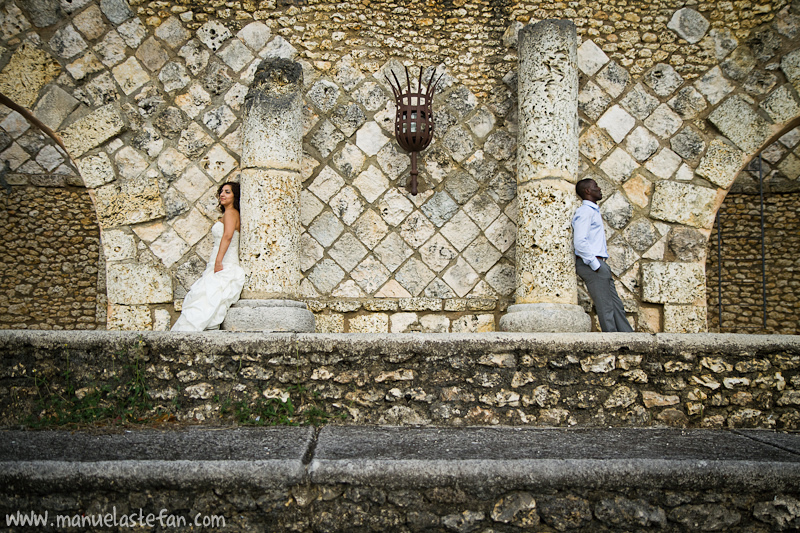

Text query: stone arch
(705, 121), (800, 334)
(0, 96), (105, 329)
(576, 2), (800, 333)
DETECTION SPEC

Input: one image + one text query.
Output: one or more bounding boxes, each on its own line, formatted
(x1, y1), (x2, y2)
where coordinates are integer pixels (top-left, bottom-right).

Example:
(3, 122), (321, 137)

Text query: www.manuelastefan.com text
(6, 508), (226, 529)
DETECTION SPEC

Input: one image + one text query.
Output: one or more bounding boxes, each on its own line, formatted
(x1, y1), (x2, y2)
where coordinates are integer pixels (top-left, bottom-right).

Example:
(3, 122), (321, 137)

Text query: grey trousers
(576, 258), (633, 332)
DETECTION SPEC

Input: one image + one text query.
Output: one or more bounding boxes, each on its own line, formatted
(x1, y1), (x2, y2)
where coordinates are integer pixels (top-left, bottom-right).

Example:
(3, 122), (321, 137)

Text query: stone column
(499, 20), (591, 333)
(223, 58), (315, 332)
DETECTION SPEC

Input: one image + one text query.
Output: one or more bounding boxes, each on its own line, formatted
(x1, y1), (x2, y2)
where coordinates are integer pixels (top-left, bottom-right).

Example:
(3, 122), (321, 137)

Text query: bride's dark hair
(218, 182), (240, 213)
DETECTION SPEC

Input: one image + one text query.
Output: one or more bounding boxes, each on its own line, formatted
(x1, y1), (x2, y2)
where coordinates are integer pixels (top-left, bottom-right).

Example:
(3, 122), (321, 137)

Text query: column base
(222, 299), (315, 332)
(499, 303), (591, 333)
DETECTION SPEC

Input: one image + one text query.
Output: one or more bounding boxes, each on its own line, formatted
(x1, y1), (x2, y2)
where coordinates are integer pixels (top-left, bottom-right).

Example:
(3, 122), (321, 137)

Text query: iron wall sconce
(386, 66), (443, 195)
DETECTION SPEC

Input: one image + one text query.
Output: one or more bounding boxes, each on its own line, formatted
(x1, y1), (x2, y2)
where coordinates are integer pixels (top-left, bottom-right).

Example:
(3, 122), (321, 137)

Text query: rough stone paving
(0, 0), (798, 332)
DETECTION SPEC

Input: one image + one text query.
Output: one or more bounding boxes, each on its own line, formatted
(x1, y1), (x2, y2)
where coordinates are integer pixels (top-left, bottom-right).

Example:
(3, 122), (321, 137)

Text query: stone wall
(0, 182), (103, 330)
(1, 0), (800, 331)
(2, 331), (798, 430)
(707, 190), (800, 335)
(3, 481), (797, 531)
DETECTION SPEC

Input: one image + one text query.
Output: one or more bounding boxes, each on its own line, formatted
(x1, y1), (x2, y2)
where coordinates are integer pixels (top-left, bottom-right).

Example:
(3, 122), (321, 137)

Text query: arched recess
(705, 119), (800, 334)
(640, 22), (800, 333)
(0, 101), (105, 329)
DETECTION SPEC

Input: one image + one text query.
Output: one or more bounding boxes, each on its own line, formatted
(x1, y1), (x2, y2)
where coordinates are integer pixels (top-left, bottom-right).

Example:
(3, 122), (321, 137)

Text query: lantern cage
(386, 66), (443, 195)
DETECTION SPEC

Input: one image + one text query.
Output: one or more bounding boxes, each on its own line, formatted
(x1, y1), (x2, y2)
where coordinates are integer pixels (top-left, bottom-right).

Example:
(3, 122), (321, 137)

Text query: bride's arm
(214, 209), (239, 273)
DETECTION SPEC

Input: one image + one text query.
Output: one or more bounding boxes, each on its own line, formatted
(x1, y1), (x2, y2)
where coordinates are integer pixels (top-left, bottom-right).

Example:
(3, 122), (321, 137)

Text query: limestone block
(577, 39), (608, 76)
(761, 85), (800, 124)
(622, 174), (652, 209)
(329, 233), (367, 271)
(597, 105), (634, 144)
(650, 181), (722, 229)
(643, 104), (682, 139)
(514, 180), (580, 304)
(441, 211), (480, 251)
(32, 86), (79, 131)
(219, 40), (254, 73)
(94, 176), (165, 228)
(60, 104), (125, 157)
(100, 0), (133, 24)
(117, 17), (146, 48)
(0, 42), (61, 108)
(668, 87), (707, 120)
(196, 20), (231, 52)
(223, 299), (314, 332)
(154, 16), (190, 49)
(517, 20), (578, 183)
(352, 165), (387, 203)
(709, 28), (738, 60)
(668, 8), (709, 44)
(637, 306), (662, 333)
(626, 126), (659, 162)
(668, 227), (707, 262)
(644, 148), (681, 180)
(452, 314), (496, 332)
(101, 229), (136, 262)
(600, 192), (633, 230)
(721, 46), (757, 82)
(578, 82), (611, 121)
(241, 168), (301, 298)
(77, 153), (115, 188)
(500, 303), (590, 332)
(579, 125), (614, 163)
(599, 148), (637, 183)
(696, 139), (746, 189)
(670, 128), (705, 162)
(694, 66), (735, 105)
(641, 262), (705, 305)
(620, 83), (659, 120)
(663, 304), (707, 333)
(709, 95), (773, 153)
(349, 313), (389, 333)
(781, 48), (800, 90)
(173, 208), (213, 247)
(50, 24), (88, 60)
(596, 61), (629, 99)
(111, 56), (150, 95)
(238, 22), (271, 52)
(315, 313), (344, 333)
(308, 211), (343, 248)
(107, 263), (172, 304)
(107, 303), (152, 330)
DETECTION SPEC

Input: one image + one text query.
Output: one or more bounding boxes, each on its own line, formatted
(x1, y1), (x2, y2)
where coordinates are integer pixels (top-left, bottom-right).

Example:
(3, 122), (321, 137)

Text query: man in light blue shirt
(572, 178), (633, 332)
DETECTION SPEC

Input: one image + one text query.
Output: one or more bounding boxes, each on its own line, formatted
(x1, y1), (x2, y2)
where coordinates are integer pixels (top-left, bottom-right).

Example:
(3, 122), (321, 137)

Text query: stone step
(2, 427), (800, 531)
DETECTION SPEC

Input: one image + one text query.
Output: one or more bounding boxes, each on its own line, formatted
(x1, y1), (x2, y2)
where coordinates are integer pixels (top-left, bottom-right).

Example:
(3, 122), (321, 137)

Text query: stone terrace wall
(1, 0), (800, 332)
(2, 331), (798, 430)
(0, 183), (104, 330)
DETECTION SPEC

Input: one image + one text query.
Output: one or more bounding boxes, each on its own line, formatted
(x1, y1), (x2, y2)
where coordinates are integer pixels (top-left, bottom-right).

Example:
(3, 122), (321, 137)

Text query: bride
(171, 182), (246, 331)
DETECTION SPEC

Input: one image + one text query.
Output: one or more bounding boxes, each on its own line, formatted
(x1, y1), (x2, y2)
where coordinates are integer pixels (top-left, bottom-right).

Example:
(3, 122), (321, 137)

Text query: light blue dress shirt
(572, 200), (608, 271)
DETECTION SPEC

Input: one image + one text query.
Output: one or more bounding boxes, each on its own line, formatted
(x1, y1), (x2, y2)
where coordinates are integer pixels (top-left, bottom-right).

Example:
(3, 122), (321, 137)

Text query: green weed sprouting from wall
(23, 339), (348, 428)
(26, 340), (159, 428)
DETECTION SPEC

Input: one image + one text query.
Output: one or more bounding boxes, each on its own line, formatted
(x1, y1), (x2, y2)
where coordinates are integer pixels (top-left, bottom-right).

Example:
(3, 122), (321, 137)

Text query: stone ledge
(310, 426), (800, 492)
(2, 427), (800, 531)
(1, 427), (799, 493)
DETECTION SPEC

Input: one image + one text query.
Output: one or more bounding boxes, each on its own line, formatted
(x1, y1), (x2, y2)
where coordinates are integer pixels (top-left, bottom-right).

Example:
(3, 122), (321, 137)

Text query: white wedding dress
(171, 221), (246, 331)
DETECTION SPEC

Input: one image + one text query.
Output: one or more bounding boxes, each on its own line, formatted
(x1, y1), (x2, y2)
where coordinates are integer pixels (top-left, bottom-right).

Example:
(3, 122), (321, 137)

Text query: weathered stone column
(223, 58), (315, 332)
(500, 20), (591, 332)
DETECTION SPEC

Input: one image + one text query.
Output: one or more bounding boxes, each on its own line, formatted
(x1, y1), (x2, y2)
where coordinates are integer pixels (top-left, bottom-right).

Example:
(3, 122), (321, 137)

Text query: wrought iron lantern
(386, 66), (443, 195)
